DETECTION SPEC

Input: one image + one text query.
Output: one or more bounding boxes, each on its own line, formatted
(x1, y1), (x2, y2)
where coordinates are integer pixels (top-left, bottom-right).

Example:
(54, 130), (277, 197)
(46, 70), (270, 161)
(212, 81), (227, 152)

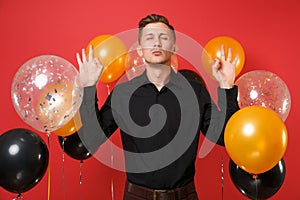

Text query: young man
(76, 14), (239, 200)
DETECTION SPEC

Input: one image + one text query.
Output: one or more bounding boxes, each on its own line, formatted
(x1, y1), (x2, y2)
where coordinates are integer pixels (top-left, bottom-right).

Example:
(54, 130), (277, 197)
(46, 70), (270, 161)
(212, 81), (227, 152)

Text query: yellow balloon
(87, 34), (127, 83)
(224, 106), (288, 174)
(202, 36), (245, 80)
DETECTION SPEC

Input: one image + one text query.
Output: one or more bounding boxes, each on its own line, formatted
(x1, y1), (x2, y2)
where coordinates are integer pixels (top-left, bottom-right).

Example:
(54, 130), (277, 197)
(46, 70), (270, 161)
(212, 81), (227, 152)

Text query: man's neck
(146, 64), (171, 91)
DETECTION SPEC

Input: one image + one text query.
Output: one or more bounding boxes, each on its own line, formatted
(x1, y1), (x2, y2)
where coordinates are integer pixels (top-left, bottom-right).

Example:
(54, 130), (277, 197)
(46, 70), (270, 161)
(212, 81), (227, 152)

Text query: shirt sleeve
(77, 85), (118, 153)
(200, 85), (240, 146)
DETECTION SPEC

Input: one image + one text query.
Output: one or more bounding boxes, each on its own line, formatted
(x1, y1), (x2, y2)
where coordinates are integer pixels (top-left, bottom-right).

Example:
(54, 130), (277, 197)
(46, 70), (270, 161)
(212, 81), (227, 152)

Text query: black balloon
(0, 128), (49, 194)
(58, 131), (92, 161)
(229, 159), (286, 200)
(178, 69), (206, 87)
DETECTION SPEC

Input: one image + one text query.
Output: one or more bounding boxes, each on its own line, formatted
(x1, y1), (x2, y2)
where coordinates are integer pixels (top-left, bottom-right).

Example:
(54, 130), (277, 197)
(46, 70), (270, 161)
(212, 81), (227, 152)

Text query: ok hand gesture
(212, 45), (239, 89)
(76, 45), (103, 87)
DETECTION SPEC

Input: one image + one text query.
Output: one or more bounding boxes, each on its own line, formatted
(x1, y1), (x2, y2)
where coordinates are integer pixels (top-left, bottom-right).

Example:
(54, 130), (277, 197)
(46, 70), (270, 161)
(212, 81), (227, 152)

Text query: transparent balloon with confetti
(11, 55), (83, 133)
(235, 70), (291, 121)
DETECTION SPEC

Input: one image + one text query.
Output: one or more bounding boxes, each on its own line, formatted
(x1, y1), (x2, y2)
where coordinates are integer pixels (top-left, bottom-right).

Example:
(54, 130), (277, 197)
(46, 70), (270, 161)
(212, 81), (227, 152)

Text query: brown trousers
(123, 181), (199, 200)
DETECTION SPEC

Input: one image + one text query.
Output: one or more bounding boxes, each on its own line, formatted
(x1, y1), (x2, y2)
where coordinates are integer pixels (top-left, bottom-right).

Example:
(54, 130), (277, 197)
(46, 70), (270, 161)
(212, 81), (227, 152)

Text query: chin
(146, 59), (170, 65)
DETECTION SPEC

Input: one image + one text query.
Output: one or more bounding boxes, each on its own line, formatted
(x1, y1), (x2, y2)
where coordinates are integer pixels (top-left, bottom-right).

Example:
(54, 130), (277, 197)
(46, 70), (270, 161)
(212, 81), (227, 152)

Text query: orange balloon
(201, 36), (245, 80)
(224, 106), (288, 174)
(52, 111), (82, 137)
(87, 34), (128, 83)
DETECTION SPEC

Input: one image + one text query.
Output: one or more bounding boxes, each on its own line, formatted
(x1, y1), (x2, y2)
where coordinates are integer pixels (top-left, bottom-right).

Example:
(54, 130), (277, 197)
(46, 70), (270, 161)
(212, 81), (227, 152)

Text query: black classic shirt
(79, 70), (239, 190)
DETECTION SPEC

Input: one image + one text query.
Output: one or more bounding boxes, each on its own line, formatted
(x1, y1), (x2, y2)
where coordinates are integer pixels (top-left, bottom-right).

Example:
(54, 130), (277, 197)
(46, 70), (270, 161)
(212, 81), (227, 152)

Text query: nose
(153, 37), (162, 47)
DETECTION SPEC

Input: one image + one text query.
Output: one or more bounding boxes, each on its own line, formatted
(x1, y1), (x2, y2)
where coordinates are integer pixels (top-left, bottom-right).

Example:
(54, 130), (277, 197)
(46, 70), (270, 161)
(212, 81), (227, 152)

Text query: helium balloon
(58, 130), (92, 161)
(0, 128), (49, 194)
(202, 36), (245, 79)
(125, 42), (178, 80)
(235, 70), (291, 121)
(52, 111), (82, 137)
(87, 34), (127, 83)
(229, 159), (286, 200)
(225, 106), (288, 174)
(125, 45), (145, 80)
(11, 55), (83, 133)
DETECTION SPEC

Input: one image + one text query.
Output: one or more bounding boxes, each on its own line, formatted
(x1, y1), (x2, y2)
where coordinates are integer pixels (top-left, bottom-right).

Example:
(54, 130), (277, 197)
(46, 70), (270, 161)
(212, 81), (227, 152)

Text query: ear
(172, 44), (178, 54)
(137, 45), (143, 57)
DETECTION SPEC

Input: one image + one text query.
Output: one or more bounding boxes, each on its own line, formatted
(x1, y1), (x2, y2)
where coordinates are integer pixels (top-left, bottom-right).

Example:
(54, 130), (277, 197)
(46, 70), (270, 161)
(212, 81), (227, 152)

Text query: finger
(212, 58), (221, 80)
(95, 58), (104, 71)
(76, 53), (83, 70)
(227, 48), (232, 62)
(232, 53), (240, 65)
(212, 58), (221, 70)
(82, 48), (87, 63)
(220, 44), (225, 60)
(88, 45), (93, 62)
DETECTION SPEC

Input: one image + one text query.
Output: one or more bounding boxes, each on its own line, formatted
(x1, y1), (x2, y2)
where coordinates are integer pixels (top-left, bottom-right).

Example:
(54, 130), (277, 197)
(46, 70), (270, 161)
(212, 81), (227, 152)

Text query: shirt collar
(131, 68), (182, 89)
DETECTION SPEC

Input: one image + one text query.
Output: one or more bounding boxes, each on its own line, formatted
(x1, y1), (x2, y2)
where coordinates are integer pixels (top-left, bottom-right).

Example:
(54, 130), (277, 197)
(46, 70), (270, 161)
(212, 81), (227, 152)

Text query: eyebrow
(143, 32), (169, 37)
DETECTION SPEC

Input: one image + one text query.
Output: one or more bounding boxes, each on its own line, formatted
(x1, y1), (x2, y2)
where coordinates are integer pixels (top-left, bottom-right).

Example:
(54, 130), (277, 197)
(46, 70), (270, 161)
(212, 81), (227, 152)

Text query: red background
(1, 0), (299, 199)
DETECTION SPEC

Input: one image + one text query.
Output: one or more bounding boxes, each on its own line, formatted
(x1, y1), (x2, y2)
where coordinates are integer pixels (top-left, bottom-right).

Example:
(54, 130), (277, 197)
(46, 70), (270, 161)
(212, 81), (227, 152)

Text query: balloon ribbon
(221, 157), (224, 200)
(12, 193), (23, 200)
(47, 133), (51, 200)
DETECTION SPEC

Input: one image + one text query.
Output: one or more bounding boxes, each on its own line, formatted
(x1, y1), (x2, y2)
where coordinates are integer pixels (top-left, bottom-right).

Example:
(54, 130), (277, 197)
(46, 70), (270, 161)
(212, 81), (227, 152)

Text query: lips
(152, 50), (162, 56)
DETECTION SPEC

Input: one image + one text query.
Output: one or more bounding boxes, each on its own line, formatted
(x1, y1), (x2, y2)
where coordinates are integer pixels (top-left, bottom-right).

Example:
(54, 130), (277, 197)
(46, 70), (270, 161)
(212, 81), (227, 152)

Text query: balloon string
(47, 132), (51, 200)
(111, 179), (114, 200)
(80, 160), (83, 185)
(254, 175), (258, 200)
(110, 138), (114, 200)
(12, 193), (23, 200)
(80, 160), (83, 200)
(221, 157), (224, 200)
(106, 84), (111, 95)
(62, 138), (66, 199)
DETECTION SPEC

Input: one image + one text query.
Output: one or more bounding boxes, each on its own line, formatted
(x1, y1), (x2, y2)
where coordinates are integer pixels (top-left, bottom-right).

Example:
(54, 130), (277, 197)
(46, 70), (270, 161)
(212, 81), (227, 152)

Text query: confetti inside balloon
(52, 111), (82, 137)
(235, 70), (291, 121)
(11, 55), (83, 133)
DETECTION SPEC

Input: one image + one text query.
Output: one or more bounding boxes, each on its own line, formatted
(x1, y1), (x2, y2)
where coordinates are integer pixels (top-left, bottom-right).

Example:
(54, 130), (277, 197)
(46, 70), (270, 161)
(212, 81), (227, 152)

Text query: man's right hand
(76, 45), (103, 87)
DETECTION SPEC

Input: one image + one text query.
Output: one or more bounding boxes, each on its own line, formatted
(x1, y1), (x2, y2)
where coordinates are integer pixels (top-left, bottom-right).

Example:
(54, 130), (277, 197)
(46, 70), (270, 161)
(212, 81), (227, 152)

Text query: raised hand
(212, 45), (239, 89)
(76, 45), (103, 87)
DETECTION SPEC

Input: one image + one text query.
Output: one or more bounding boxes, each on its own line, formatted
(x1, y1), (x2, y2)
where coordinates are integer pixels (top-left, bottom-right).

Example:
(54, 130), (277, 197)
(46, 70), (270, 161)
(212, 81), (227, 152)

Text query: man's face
(138, 22), (176, 65)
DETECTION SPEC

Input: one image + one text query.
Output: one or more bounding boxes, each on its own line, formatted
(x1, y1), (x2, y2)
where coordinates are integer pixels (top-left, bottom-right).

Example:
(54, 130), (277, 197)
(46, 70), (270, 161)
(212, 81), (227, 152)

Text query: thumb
(212, 58), (221, 81)
(76, 52), (83, 71)
(94, 58), (104, 71)
(212, 58), (220, 69)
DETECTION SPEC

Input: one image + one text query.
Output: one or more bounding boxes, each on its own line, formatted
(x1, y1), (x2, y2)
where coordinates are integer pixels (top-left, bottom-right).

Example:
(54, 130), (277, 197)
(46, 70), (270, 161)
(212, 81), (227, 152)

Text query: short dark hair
(138, 14), (176, 43)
